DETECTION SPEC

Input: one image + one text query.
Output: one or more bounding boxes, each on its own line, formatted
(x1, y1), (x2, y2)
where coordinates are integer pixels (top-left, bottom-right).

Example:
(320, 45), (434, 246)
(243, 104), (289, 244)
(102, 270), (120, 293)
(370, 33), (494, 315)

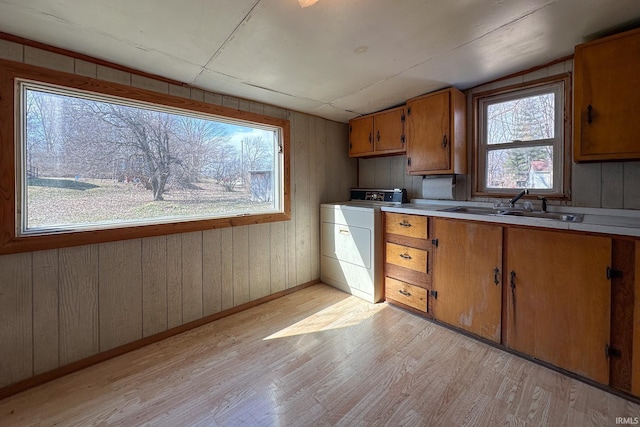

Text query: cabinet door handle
(510, 271), (516, 291)
(587, 105), (593, 124)
(377, 130), (380, 142)
(339, 229), (349, 235)
(399, 253), (412, 260)
(442, 135), (448, 149)
(369, 133), (372, 144)
(494, 267), (500, 286)
(398, 289), (411, 297)
(399, 221), (412, 227)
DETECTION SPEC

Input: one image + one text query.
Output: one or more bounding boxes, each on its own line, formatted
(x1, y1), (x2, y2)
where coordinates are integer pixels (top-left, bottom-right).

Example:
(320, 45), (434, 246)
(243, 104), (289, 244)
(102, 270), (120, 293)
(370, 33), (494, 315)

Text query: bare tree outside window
(22, 84), (281, 232)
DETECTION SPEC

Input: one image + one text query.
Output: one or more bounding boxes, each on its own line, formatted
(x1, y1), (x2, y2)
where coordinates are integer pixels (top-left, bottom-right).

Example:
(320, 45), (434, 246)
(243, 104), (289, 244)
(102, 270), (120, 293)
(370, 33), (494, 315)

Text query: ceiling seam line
(190, 0), (263, 85)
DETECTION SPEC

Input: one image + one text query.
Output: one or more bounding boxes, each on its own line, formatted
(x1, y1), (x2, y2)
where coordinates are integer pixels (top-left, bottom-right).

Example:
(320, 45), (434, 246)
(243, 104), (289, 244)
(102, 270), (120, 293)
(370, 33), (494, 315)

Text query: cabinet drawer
(385, 213), (428, 239)
(386, 242), (427, 273)
(385, 277), (427, 312)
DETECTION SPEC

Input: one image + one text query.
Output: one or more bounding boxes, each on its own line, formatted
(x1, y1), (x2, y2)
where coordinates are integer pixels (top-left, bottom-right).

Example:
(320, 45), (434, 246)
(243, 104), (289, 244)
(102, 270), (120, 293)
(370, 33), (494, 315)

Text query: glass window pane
(486, 93), (555, 145)
(486, 146), (553, 189)
(23, 85), (281, 232)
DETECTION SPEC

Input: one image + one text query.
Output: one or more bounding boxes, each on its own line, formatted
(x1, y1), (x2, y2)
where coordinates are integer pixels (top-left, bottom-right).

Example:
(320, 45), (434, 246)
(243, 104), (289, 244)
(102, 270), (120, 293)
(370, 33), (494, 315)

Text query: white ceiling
(0, 0), (639, 122)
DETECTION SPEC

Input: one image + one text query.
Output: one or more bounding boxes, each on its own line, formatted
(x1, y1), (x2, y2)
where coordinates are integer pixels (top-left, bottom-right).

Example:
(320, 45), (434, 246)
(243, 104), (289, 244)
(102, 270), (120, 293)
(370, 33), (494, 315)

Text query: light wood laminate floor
(1, 284), (639, 426)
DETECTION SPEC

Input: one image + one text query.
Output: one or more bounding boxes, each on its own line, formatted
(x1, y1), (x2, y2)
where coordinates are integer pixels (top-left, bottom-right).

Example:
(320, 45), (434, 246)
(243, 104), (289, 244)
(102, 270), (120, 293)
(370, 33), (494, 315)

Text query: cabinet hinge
(401, 135), (405, 144)
(349, 125), (352, 133)
(401, 113), (405, 122)
(431, 238), (439, 247)
(407, 157), (412, 166)
(606, 267), (623, 280)
(349, 143), (352, 149)
(606, 344), (622, 358)
(430, 290), (438, 299)
(407, 107), (411, 116)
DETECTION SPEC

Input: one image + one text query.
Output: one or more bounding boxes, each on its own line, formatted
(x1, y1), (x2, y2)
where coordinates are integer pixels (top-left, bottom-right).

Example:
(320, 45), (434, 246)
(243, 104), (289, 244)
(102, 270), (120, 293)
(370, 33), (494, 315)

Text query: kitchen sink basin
(499, 211), (583, 222)
(439, 206), (504, 215)
(440, 206), (584, 222)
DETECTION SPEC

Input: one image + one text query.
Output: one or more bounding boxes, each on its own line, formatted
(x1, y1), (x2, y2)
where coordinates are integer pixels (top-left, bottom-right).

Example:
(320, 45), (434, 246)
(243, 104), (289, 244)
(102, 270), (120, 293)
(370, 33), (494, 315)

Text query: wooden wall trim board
(0, 31), (184, 86)
(0, 279), (320, 401)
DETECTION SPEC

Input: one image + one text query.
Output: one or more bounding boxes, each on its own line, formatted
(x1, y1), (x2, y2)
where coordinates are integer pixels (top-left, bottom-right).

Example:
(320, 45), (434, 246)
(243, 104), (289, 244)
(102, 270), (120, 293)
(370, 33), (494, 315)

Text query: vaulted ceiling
(0, 0), (639, 122)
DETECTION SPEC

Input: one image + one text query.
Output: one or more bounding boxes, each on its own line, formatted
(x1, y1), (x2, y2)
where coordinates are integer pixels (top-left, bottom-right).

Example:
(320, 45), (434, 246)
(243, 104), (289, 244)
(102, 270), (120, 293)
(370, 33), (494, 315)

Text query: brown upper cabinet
(348, 106), (406, 157)
(574, 27), (640, 162)
(405, 87), (466, 175)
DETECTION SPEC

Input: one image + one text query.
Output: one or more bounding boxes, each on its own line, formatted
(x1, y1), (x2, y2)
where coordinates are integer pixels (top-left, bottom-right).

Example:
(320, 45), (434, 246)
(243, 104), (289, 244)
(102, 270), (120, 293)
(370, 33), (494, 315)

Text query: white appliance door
(321, 222), (371, 269)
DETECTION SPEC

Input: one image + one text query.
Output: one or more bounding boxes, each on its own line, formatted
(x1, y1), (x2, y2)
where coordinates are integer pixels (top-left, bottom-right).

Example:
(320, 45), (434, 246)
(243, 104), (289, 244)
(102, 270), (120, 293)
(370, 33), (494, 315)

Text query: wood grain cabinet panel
(432, 219), (503, 343)
(405, 87), (466, 175)
(633, 241), (640, 396)
(372, 107), (406, 154)
(386, 242), (428, 273)
(505, 228), (612, 385)
(574, 28), (640, 161)
(385, 213), (428, 239)
(349, 106), (405, 157)
(385, 277), (427, 312)
(348, 115), (374, 156)
(383, 213), (432, 316)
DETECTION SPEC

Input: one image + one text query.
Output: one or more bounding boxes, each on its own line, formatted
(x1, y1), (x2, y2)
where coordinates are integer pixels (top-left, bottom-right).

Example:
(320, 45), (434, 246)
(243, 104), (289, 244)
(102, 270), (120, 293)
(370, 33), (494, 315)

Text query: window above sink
(473, 74), (571, 199)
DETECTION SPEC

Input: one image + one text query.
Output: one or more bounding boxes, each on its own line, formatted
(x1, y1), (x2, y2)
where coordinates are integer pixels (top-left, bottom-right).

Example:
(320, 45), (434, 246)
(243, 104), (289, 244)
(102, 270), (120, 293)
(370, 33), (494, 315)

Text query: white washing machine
(320, 188), (407, 303)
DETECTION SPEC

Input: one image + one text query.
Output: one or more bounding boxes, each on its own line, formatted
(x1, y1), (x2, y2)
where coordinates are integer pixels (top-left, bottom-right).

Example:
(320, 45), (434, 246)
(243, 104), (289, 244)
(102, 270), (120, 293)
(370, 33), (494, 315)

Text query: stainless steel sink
(499, 211), (583, 222)
(439, 206), (504, 215)
(439, 206), (584, 222)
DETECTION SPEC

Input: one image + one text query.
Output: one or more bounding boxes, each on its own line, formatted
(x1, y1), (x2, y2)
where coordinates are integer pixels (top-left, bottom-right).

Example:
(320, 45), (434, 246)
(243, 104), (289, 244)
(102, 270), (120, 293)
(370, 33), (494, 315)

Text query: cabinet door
(506, 228), (611, 384)
(574, 28), (640, 161)
(633, 241), (640, 396)
(374, 107), (405, 153)
(406, 90), (450, 173)
(349, 115), (373, 157)
(432, 219), (503, 342)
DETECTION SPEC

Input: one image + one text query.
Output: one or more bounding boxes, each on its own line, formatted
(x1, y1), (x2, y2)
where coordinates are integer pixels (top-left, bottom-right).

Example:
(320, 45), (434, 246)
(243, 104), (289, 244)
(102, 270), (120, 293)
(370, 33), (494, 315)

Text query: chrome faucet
(509, 189), (529, 207)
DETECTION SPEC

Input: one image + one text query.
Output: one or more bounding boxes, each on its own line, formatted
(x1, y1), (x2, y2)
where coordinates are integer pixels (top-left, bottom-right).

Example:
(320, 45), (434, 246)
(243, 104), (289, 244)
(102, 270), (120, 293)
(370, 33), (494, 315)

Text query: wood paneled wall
(0, 39), (356, 389)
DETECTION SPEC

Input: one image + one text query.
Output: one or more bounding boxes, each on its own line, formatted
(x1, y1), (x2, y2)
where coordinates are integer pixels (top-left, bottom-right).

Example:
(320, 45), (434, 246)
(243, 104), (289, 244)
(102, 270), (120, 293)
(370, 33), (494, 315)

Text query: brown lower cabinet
(634, 241), (640, 396)
(383, 212), (640, 396)
(432, 218), (503, 343)
(384, 213), (431, 314)
(505, 228), (612, 385)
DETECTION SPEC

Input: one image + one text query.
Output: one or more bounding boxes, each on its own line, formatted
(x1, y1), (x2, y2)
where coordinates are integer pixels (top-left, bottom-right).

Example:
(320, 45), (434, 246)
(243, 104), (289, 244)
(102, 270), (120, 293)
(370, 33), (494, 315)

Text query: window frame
(0, 59), (291, 255)
(472, 73), (571, 198)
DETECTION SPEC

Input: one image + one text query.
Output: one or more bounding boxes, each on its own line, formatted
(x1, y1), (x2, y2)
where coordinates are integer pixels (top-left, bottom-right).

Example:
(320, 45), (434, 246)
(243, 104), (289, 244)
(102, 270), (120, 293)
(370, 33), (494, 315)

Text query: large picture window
(0, 60), (290, 254)
(474, 75), (570, 197)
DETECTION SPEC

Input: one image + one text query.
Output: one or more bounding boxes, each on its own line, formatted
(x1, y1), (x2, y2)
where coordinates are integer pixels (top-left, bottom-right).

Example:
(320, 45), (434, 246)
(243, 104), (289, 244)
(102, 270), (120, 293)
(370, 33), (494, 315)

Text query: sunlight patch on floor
(263, 295), (388, 340)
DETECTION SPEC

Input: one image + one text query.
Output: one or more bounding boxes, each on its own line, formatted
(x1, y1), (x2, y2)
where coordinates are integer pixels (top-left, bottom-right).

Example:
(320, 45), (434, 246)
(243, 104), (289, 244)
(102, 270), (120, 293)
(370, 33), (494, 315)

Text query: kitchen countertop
(382, 199), (640, 238)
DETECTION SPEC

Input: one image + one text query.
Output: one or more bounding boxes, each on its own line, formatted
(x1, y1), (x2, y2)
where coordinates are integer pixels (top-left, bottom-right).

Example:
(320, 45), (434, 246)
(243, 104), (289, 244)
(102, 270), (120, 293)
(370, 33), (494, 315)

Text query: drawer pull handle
(339, 229), (349, 235)
(399, 221), (412, 227)
(399, 253), (412, 260)
(398, 289), (411, 297)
